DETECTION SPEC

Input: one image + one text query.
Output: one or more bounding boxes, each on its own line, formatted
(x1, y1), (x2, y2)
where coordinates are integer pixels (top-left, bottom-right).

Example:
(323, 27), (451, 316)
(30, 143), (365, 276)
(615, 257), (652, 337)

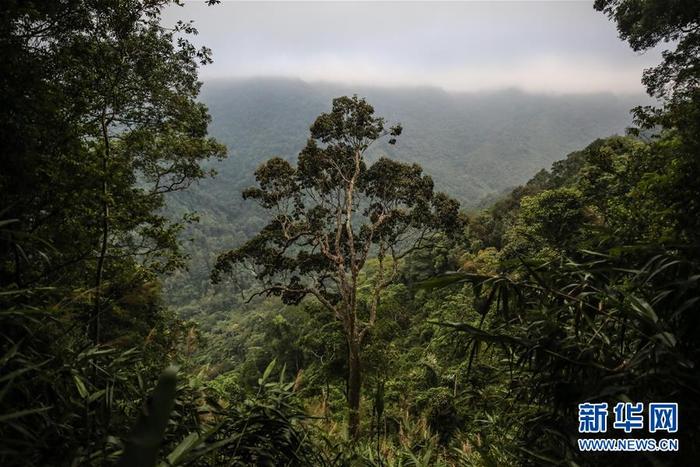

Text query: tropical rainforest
(1, 1), (699, 466)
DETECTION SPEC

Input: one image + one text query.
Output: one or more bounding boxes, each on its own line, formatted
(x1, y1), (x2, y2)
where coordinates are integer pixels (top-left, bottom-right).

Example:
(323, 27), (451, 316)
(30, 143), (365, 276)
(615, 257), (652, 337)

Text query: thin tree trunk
(93, 115), (110, 344)
(347, 336), (362, 440)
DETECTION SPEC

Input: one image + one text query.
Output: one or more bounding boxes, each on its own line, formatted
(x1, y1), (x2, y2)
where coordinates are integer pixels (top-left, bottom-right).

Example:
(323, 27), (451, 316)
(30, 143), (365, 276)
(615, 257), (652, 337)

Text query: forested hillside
(1, 1), (699, 466)
(164, 80), (645, 315)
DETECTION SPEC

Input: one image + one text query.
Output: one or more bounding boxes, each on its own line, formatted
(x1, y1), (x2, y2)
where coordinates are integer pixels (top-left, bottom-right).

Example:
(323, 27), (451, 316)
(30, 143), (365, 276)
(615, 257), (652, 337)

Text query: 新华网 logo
(577, 402), (679, 452)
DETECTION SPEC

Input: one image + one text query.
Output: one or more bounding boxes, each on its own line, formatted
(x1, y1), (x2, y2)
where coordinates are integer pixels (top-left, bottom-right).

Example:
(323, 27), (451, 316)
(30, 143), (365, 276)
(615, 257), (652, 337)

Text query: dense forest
(1, 1), (699, 466)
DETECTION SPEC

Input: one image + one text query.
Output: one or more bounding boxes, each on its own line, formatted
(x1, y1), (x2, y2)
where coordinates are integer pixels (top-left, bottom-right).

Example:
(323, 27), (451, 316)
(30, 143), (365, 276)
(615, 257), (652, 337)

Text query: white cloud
(164, 1), (663, 94)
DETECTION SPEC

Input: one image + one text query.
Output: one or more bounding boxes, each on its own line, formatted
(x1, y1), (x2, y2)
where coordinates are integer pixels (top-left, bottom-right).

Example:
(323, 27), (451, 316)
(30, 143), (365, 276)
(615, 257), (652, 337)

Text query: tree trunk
(347, 337), (362, 441)
(93, 115), (110, 345)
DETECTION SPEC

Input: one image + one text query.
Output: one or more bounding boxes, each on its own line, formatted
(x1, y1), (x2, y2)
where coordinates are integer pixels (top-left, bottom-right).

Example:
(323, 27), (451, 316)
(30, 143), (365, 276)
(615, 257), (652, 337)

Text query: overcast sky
(163, 1), (664, 94)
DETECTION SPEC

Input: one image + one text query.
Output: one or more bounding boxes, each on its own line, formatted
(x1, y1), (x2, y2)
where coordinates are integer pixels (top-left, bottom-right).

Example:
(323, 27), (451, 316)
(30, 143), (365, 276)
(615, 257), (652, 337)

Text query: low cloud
(165, 1), (663, 94)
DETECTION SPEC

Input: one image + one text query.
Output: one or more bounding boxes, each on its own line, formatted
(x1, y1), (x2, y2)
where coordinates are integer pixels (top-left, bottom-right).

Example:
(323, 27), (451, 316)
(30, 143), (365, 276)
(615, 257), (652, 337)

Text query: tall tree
(0, 0), (226, 342)
(213, 96), (461, 439)
(594, 0), (700, 248)
(594, 0), (699, 102)
(0, 1), (227, 463)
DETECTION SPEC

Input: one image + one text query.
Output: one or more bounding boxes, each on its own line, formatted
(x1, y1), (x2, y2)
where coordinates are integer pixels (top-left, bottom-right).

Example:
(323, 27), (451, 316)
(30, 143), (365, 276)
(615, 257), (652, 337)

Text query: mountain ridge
(193, 77), (646, 207)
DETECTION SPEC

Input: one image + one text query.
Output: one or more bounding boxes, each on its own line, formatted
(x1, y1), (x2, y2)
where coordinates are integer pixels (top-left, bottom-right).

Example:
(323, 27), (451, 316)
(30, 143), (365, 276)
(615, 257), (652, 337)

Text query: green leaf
(428, 320), (529, 347)
(73, 375), (89, 399)
(163, 432), (200, 466)
(117, 365), (179, 467)
(0, 406), (52, 422)
(259, 358), (276, 386)
(414, 272), (490, 291)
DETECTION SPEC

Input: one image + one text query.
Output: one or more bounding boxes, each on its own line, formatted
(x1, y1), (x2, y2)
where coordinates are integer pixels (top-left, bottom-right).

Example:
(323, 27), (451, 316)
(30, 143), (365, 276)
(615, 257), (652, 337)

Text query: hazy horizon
(200, 74), (652, 99)
(164, 1), (664, 95)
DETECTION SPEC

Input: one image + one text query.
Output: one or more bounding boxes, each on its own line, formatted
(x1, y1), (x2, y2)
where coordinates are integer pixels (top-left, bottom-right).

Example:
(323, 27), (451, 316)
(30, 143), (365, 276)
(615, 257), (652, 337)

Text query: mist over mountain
(191, 77), (644, 208)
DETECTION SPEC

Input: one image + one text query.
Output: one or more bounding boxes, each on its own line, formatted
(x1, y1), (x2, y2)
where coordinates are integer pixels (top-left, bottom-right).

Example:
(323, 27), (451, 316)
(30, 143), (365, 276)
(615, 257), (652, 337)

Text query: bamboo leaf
(117, 365), (178, 467)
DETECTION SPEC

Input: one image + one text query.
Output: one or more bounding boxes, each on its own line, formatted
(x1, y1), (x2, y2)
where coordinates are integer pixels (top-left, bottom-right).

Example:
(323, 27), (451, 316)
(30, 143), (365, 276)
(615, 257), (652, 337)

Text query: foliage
(0, 0), (226, 344)
(118, 366), (179, 467)
(0, 286), (201, 465)
(2, 0), (700, 465)
(428, 250), (700, 465)
(0, 1), (226, 465)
